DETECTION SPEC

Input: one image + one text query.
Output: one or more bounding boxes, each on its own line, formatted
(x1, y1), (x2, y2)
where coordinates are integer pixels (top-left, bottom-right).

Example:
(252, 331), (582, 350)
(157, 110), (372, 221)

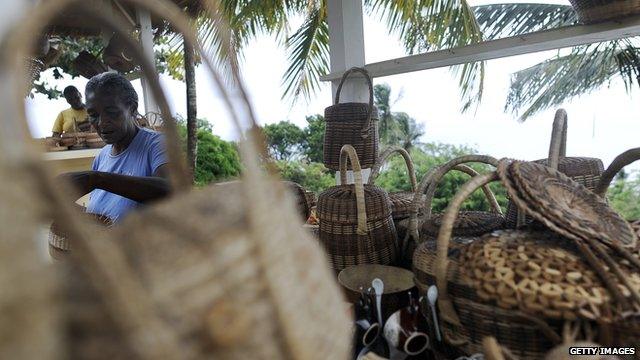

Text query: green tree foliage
(372, 145), (508, 214)
(176, 118), (241, 185)
(274, 160), (334, 193)
(606, 172), (640, 220)
(301, 115), (325, 163)
(263, 121), (305, 161)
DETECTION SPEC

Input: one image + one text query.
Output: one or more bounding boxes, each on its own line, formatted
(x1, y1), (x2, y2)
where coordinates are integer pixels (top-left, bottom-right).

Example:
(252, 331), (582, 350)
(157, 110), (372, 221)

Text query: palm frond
(473, 3), (578, 40)
(505, 40), (634, 120)
(281, 3), (329, 101)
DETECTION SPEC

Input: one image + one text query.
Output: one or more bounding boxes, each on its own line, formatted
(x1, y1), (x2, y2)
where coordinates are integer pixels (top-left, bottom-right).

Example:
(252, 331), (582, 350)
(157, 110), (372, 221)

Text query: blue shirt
(87, 128), (168, 222)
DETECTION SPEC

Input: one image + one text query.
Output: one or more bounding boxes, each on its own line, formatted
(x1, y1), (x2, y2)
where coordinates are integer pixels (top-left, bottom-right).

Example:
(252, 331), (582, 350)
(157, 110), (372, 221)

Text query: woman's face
(86, 89), (136, 145)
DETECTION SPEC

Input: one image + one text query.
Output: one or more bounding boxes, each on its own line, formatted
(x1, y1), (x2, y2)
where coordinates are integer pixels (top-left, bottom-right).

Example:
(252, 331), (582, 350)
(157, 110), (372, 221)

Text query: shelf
(320, 14), (640, 81)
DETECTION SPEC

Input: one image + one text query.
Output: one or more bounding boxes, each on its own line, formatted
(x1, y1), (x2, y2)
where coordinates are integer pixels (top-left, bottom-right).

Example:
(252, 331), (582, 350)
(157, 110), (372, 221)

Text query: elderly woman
(61, 72), (170, 222)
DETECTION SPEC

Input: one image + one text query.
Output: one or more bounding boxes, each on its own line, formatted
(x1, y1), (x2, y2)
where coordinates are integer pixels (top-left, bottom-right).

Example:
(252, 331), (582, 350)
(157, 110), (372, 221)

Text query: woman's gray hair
(86, 71), (138, 111)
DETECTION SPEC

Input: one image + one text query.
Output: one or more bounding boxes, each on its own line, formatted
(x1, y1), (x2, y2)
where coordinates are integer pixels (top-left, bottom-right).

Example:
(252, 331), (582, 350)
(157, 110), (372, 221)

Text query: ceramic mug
(383, 296), (430, 356)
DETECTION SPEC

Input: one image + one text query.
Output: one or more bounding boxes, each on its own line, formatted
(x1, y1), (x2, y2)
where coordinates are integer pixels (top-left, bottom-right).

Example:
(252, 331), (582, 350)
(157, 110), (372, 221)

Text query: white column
(327, 0), (371, 184)
(136, 7), (159, 114)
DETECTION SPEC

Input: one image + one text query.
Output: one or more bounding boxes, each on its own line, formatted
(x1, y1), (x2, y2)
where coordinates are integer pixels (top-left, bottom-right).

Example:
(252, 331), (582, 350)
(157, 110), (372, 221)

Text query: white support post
(136, 7), (159, 114)
(327, 0), (371, 184)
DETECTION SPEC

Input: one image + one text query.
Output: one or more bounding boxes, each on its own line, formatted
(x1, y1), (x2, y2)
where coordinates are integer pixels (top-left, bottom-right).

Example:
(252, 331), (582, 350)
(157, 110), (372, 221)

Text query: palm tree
(373, 83), (424, 149)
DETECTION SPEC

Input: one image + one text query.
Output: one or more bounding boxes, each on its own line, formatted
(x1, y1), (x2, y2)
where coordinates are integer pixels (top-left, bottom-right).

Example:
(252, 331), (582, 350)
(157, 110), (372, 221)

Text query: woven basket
(323, 67), (379, 170)
(0, 2), (352, 359)
(103, 33), (136, 73)
(317, 144), (398, 273)
(284, 181), (311, 222)
(412, 159), (504, 290)
(49, 212), (113, 255)
(72, 50), (108, 79)
(431, 172), (567, 359)
(404, 155), (502, 268)
(506, 109), (603, 228)
(369, 147), (422, 221)
(569, 0), (640, 23)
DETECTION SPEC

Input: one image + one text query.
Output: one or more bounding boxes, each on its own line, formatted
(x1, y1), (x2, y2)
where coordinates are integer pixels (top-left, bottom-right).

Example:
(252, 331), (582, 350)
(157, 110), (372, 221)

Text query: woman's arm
(61, 164), (171, 203)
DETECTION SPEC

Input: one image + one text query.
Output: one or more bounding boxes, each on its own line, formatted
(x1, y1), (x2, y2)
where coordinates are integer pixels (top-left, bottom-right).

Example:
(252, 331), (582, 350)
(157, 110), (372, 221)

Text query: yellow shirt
(52, 108), (89, 133)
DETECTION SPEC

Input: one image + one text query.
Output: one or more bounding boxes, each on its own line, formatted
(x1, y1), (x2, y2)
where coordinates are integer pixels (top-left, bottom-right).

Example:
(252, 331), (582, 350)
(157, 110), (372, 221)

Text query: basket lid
(422, 211), (504, 237)
(324, 102), (379, 121)
(338, 264), (414, 295)
(535, 156), (604, 177)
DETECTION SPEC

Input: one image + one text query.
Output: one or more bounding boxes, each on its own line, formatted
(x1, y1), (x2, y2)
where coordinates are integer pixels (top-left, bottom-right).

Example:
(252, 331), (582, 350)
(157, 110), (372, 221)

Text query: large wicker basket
(506, 109), (603, 228)
(323, 67), (379, 170)
(317, 145), (398, 273)
(569, 0), (640, 23)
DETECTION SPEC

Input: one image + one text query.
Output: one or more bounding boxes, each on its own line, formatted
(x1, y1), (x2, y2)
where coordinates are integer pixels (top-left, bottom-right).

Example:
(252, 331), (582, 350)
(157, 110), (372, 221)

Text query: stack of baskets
(425, 157), (640, 358)
(323, 67), (378, 171)
(506, 109), (604, 228)
(85, 132), (106, 148)
(317, 145), (398, 273)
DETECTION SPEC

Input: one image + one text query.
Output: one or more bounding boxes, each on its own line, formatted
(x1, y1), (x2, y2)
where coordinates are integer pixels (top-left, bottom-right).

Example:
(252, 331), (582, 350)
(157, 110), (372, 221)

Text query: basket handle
(595, 147), (640, 197)
(367, 146), (417, 191)
(434, 171), (499, 328)
(334, 67), (375, 139)
(547, 108), (568, 171)
(340, 144), (368, 235)
(407, 155), (500, 244)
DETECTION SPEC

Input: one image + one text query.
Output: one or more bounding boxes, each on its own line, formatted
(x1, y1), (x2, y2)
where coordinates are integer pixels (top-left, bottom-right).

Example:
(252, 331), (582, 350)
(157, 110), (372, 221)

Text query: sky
(25, 0), (640, 174)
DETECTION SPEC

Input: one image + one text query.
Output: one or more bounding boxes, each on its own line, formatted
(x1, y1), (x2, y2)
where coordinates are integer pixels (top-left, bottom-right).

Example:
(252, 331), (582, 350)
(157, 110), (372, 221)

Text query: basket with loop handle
(368, 147), (422, 221)
(401, 155), (503, 268)
(506, 109), (603, 228)
(317, 144), (397, 273)
(432, 172), (569, 359)
(0, 1), (351, 359)
(323, 67), (379, 170)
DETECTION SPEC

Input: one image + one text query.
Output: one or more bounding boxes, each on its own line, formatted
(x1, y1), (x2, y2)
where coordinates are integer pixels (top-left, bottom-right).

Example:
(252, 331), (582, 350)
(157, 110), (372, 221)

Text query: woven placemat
(511, 161), (636, 249)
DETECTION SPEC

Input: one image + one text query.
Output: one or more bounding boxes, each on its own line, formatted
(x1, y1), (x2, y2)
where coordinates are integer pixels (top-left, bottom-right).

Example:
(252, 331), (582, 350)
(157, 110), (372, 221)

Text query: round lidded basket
(569, 0), (640, 23)
(506, 109), (604, 228)
(338, 264), (416, 321)
(323, 67), (379, 170)
(317, 145), (398, 273)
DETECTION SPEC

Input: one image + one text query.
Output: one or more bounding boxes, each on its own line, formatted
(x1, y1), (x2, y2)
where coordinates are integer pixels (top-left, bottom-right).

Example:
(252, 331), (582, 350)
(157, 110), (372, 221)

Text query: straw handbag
(368, 147), (423, 221)
(323, 67), (379, 170)
(411, 157), (504, 289)
(317, 144), (398, 272)
(506, 109), (603, 228)
(0, 2), (351, 359)
(569, 0), (640, 23)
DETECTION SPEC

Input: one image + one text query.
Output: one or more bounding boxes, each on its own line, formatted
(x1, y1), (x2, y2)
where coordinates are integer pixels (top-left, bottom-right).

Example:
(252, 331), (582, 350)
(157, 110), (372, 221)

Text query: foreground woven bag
(318, 145), (398, 272)
(0, 1), (351, 359)
(506, 109), (603, 228)
(323, 67), (379, 170)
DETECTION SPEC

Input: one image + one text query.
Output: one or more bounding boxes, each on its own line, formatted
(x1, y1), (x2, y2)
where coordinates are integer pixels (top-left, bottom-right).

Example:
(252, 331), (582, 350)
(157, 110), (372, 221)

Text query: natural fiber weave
(48, 213), (112, 252)
(369, 147), (422, 220)
(430, 172), (566, 359)
(506, 110), (604, 228)
(0, 1), (351, 359)
(318, 145), (397, 272)
(323, 67), (379, 170)
(283, 181), (311, 222)
(569, 0), (640, 23)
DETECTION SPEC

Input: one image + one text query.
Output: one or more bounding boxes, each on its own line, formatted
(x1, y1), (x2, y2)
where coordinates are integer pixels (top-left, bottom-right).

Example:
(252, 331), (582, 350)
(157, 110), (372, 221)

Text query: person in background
(52, 85), (91, 136)
(60, 72), (171, 222)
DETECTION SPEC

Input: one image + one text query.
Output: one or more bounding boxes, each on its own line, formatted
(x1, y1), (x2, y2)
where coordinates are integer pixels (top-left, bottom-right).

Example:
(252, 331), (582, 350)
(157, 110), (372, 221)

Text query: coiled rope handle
(595, 147), (640, 197)
(407, 155), (501, 244)
(368, 146), (417, 191)
(434, 171), (562, 346)
(340, 144), (368, 235)
(4, 0), (266, 358)
(334, 67), (375, 138)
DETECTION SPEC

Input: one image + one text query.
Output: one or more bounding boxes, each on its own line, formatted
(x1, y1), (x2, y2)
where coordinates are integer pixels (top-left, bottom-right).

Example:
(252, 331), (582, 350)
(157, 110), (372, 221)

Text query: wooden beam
(321, 14), (640, 81)
(136, 7), (160, 114)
